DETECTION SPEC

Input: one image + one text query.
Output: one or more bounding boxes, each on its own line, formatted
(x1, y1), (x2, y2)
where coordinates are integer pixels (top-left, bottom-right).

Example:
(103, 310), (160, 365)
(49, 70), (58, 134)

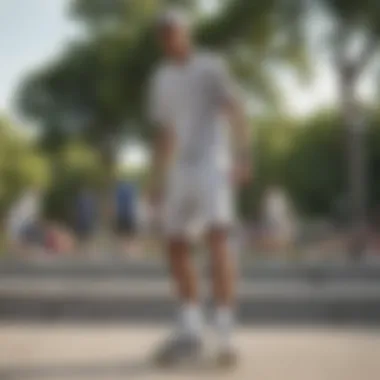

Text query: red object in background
(45, 228), (60, 253)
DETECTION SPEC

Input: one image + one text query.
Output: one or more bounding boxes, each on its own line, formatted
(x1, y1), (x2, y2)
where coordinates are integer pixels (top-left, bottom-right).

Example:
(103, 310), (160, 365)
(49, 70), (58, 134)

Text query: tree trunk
(340, 64), (368, 259)
(94, 134), (118, 257)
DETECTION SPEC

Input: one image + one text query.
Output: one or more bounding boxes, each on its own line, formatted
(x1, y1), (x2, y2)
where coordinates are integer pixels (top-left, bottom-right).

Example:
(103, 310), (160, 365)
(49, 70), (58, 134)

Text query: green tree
(42, 140), (105, 224)
(313, 0), (380, 252)
(16, 0), (308, 230)
(246, 109), (380, 221)
(17, 0), (306, 154)
(284, 111), (345, 217)
(238, 115), (298, 218)
(0, 116), (50, 218)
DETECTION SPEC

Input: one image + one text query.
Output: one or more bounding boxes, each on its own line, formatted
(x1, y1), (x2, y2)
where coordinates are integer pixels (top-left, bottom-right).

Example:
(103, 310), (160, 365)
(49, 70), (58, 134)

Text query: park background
(2, 0), (380, 259)
(1, 2), (380, 379)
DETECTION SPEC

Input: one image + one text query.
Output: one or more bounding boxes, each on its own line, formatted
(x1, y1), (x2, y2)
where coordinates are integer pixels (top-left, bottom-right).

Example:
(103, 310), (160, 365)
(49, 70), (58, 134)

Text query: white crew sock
(214, 306), (235, 348)
(178, 304), (203, 337)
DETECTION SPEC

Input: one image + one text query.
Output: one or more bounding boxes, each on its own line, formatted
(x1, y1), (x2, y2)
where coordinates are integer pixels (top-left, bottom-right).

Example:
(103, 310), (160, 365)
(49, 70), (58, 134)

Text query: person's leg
(201, 163), (238, 362)
(153, 172), (205, 364)
(123, 219), (139, 258)
(77, 228), (92, 256)
(168, 237), (197, 302)
(167, 236), (202, 336)
(165, 174), (201, 312)
(206, 228), (236, 307)
(153, 235), (203, 364)
(206, 227), (238, 364)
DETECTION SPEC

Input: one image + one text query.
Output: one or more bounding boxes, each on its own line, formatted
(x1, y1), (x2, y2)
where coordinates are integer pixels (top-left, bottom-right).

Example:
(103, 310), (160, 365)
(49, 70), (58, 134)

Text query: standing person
(114, 180), (138, 255)
(262, 186), (298, 255)
(74, 187), (97, 255)
(6, 186), (43, 256)
(147, 9), (252, 366)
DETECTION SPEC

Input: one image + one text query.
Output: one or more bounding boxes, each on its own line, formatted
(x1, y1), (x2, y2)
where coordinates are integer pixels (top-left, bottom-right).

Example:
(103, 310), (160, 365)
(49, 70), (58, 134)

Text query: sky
(0, 0), (79, 113)
(0, 0), (376, 116)
(0, 0), (377, 167)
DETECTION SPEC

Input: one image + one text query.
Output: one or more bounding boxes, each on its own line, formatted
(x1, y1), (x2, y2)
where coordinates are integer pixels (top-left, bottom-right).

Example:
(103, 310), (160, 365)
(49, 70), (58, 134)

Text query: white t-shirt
(148, 51), (238, 172)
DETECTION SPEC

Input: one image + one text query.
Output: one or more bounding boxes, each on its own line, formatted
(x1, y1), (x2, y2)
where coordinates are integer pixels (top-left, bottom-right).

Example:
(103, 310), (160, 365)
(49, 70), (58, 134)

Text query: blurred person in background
(147, 9), (251, 366)
(6, 186), (43, 256)
(44, 221), (75, 256)
(114, 179), (139, 256)
(135, 191), (161, 257)
(73, 186), (98, 256)
(261, 186), (298, 256)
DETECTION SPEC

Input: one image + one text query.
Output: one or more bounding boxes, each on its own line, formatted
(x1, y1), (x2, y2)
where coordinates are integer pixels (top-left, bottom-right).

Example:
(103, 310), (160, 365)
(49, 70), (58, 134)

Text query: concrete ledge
(1, 280), (379, 325)
(1, 258), (380, 281)
(1, 259), (380, 325)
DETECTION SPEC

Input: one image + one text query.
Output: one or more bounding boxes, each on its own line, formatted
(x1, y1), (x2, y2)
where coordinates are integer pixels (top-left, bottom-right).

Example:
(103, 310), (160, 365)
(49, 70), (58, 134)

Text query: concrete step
(2, 258), (380, 281)
(1, 278), (379, 325)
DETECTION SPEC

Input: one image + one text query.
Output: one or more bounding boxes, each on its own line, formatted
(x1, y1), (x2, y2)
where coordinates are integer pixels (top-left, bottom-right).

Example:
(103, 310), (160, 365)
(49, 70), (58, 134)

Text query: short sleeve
(212, 56), (240, 106)
(147, 70), (168, 127)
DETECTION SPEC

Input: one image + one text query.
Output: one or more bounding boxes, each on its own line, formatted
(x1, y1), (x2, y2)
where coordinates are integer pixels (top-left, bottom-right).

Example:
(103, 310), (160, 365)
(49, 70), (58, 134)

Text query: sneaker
(153, 333), (203, 366)
(215, 346), (239, 368)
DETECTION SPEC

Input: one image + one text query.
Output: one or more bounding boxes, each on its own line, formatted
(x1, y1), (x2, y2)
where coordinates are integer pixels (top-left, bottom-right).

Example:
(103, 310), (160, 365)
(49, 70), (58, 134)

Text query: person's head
(155, 9), (192, 60)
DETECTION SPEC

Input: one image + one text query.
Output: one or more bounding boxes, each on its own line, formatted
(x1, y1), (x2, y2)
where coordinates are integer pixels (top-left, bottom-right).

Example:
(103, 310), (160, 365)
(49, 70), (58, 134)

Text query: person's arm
(225, 98), (252, 181)
(146, 69), (175, 203)
(214, 57), (252, 183)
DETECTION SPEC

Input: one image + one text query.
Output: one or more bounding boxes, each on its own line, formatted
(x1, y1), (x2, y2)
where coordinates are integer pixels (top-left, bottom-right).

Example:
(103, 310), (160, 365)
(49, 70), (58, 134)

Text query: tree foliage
(0, 116), (50, 218)
(17, 0), (306, 153)
(242, 109), (380, 221)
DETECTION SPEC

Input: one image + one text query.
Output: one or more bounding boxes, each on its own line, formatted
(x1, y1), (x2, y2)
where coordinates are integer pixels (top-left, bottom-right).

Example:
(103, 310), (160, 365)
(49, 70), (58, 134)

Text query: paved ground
(1, 324), (380, 380)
